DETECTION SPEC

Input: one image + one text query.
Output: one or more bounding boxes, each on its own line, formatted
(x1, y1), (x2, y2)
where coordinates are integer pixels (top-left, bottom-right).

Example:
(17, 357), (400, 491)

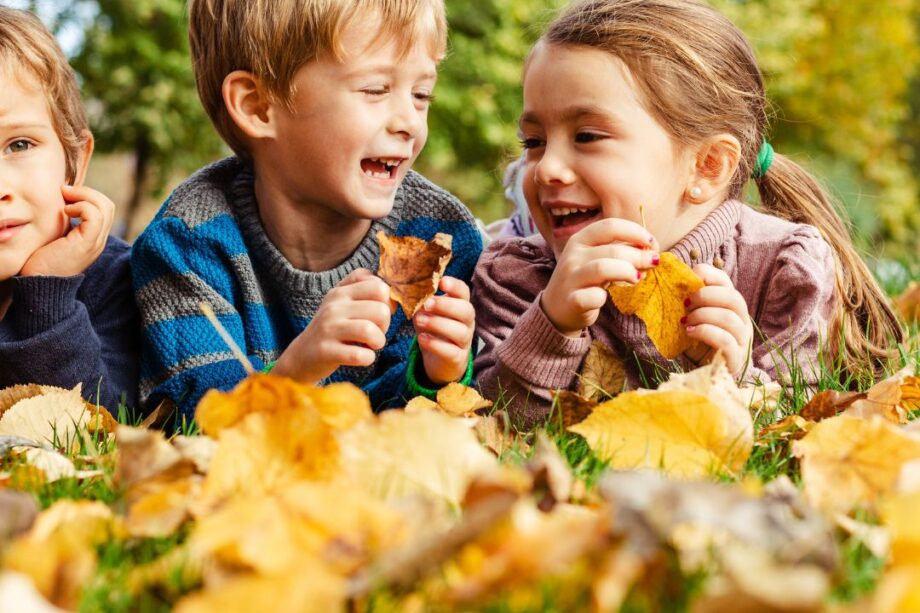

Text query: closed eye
(575, 132), (606, 144)
(520, 137), (544, 149)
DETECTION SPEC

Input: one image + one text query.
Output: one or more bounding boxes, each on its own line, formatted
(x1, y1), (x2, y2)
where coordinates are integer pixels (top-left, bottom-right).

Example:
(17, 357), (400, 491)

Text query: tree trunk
(125, 136), (151, 240)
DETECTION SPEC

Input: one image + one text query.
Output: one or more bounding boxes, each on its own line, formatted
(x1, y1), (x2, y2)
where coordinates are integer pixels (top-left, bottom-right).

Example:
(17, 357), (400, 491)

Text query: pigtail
(756, 153), (905, 383)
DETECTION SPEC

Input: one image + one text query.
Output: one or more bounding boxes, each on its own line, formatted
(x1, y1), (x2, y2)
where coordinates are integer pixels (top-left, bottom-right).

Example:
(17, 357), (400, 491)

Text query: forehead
(336, 7), (444, 63)
(0, 63), (53, 124)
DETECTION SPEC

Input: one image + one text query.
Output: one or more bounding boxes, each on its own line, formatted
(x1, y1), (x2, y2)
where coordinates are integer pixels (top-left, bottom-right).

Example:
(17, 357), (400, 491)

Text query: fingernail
(686, 325), (695, 332)
(648, 235), (655, 244)
(425, 299), (435, 310)
(416, 315), (427, 325)
(651, 254), (660, 266)
(636, 271), (641, 281)
(684, 298), (691, 307)
(680, 316), (687, 324)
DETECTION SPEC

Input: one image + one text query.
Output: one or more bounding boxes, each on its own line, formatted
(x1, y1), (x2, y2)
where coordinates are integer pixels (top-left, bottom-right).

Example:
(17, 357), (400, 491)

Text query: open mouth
(549, 206), (601, 229)
(361, 157), (403, 180)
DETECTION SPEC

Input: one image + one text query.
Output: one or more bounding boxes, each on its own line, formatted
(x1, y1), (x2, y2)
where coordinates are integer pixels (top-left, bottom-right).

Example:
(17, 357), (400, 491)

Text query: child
(132, 0), (483, 420)
(473, 0), (903, 428)
(0, 8), (138, 411)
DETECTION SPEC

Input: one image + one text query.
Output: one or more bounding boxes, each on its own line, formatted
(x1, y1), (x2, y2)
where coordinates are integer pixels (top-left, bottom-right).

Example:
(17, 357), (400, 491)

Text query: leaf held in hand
(377, 231), (453, 318)
(608, 252), (703, 359)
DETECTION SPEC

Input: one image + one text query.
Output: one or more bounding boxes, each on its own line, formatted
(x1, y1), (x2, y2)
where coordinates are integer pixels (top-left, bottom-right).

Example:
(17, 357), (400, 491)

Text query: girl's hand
(20, 185), (115, 278)
(541, 218), (659, 336)
(683, 264), (753, 375)
(274, 268), (392, 384)
(414, 276), (475, 385)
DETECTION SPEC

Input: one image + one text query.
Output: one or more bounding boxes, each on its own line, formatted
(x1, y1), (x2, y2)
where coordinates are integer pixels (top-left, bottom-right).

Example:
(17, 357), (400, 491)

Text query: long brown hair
(543, 0), (904, 382)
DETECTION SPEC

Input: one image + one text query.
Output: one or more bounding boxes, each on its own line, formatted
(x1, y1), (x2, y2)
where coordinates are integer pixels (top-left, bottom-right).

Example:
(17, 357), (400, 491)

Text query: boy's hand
(413, 276), (475, 385)
(541, 218), (659, 337)
(274, 268), (392, 384)
(20, 185), (115, 278)
(683, 264), (753, 376)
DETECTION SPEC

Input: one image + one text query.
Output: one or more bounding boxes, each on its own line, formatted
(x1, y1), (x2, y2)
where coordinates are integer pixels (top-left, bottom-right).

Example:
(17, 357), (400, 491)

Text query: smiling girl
(472, 0), (903, 428)
(0, 8), (138, 411)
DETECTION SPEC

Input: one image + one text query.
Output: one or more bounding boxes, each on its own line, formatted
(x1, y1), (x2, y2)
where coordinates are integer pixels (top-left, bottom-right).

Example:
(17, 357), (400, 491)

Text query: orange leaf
(895, 281), (920, 324)
(608, 252), (703, 358)
(377, 231), (452, 318)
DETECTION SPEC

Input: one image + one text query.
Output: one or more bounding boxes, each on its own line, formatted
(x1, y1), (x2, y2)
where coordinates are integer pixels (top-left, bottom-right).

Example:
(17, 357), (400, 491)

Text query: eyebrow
(519, 104), (617, 127)
(345, 65), (438, 81)
(0, 121), (49, 132)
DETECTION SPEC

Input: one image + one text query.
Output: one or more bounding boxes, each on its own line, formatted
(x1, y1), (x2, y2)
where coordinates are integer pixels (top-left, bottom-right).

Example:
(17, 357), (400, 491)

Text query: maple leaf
(792, 415), (920, 513)
(569, 389), (752, 477)
(338, 410), (498, 508)
(377, 231), (453, 318)
(608, 252), (703, 359)
(577, 341), (627, 402)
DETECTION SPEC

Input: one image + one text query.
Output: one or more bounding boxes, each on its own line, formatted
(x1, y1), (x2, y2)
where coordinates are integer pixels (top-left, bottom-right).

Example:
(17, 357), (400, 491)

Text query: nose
(387, 92), (424, 140)
(533, 142), (576, 186)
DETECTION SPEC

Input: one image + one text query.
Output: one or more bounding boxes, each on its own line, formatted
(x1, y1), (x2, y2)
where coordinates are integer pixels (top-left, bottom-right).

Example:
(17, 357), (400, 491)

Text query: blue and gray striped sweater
(131, 157), (483, 421)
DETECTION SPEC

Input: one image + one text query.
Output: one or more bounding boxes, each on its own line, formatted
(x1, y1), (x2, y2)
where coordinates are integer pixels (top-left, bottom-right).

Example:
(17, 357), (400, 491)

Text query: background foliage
(15, 0), (920, 257)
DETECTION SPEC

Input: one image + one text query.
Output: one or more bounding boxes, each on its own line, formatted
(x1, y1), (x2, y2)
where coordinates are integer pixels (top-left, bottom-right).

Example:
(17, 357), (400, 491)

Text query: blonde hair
(543, 0), (904, 381)
(0, 8), (89, 183)
(188, 0), (447, 159)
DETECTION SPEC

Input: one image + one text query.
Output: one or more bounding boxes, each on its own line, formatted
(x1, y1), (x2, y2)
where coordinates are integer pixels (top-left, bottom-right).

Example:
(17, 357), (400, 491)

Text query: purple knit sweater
(472, 200), (837, 429)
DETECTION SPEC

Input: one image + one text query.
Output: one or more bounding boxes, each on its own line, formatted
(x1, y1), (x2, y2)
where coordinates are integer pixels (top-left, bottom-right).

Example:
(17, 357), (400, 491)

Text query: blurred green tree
(69, 0), (224, 229)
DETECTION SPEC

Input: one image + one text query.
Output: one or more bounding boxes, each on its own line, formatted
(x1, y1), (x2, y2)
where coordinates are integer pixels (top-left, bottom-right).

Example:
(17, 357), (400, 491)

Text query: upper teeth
(370, 157), (399, 168)
(550, 207), (586, 216)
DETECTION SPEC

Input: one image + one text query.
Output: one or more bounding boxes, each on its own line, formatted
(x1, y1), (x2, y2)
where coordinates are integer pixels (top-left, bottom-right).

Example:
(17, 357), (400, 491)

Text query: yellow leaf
(0, 386), (89, 448)
(338, 410), (498, 507)
(174, 568), (344, 613)
(895, 281), (920, 324)
(310, 383), (372, 430)
(608, 252), (703, 359)
(404, 396), (439, 413)
(569, 390), (751, 477)
(126, 476), (202, 538)
(843, 366), (919, 423)
(377, 231), (453, 318)
(436, 383), (492, 416)
(792, 415), (920, 513)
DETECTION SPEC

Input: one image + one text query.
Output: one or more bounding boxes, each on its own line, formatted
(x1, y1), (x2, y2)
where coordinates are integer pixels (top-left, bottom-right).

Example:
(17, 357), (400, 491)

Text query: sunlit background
(8, 0), (920, 266)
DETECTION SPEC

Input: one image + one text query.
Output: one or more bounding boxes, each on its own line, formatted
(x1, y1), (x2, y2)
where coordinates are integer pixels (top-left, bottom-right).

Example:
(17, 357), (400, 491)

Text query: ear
(222, 70), (278, 141)
(684, 134), (741, 204)
(71, 131), (94, 187)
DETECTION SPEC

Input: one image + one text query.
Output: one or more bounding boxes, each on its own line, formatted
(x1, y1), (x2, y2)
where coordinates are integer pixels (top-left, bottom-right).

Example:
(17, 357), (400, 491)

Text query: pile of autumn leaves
(0, 355), (917, 611)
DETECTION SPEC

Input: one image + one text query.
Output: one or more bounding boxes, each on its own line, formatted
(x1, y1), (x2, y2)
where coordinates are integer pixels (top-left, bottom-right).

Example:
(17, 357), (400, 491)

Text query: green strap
(405, 337), (474, 399)
(753, 140), (774, 179)
(261, 360), (277, 374)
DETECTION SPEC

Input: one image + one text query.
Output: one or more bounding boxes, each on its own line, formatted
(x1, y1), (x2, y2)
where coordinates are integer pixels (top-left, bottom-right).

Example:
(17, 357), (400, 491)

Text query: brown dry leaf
(608, 252), (704, 358)
(115, 426), (189, 488)
(571, 389), (752, 478)
(0, 491), (38, 543)
(577, 341), (627, 402)
(126, 476), (203, 538)
(793, 415), (920, 513)
(377, 231), (453, 318)
(895, 281), (920, 324)
(197, 407), (339, 512)
(843, 366), (920, 423)
(554, 390), (598, 428)
(338, 409), (498, 508)
(4, 500), (115, 610)
(801, 389), (867, 421)
(757, 414), (813, 442)
(174, 567), (345, 613)
(527, 434), (573, 510)
(0, 385), (90, 448)
(436, 383), (492, 417)
(0, 384), (46, 416)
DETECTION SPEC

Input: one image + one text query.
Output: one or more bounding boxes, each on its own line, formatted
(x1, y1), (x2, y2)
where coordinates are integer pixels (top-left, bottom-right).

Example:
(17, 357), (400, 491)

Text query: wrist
(539, 292), (583, 338)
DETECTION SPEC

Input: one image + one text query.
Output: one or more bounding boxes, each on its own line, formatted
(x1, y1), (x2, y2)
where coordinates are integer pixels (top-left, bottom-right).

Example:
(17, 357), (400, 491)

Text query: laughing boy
(131, 0), (482, 420)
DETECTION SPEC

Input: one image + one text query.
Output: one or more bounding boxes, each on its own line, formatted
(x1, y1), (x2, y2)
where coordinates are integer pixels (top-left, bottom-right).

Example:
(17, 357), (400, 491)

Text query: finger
(568, 286), (610, 314)
(574, 217), (657, 249)
(692, 263), (732, 288)
(339, 268), (377, 287)
(414, 314), (473, 348)
(418, 294), (475, 325)
(685, 323), (741, 369)
(574, 258), (640, 287)
(337, 299), (392, 331)
(330, 319), (388, 350)
(333, 276), (391, 303)
(686, 286), (750, 320)
(322, 341), (378, 368)
(584, 244), (659, 270)
(437, 276), (471, 301)
(418, 333), (468, 365)
(684, 306), (749, 347)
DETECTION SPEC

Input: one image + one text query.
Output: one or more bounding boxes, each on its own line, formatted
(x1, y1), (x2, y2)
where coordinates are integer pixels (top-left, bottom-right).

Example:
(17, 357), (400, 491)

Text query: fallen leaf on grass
(800, 389), (866, 421)
(843, 366), (920, 423)
(793, 415), (920, 513)
(0, 491), (38, 543)
(577, 341), (627, 402)
(126, 476), (203, 538)
(554, 390), (598, 428)
(377, 231), (453, 318)
(338, 410), (498, 508)
(527, 434), (573, 510)
(570, 390), (751, 478)
(0, 385), (90, 449)
(757, 414), (813, 442)
(608, 252), (703, 359)
(872, 491), (920, 612)
(0, 572), (67, 613)
(437, 383), (492, 416)
(0, 384), (46, 416)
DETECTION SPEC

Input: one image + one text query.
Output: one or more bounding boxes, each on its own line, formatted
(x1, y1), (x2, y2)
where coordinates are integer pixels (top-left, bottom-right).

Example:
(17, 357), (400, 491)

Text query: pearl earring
(689, 186), (703, 200)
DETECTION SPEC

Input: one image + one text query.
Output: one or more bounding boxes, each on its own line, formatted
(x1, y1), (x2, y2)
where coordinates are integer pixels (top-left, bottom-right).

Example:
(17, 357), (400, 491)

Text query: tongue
(361, 159), (389, 174)
(560, 210), (597, 228)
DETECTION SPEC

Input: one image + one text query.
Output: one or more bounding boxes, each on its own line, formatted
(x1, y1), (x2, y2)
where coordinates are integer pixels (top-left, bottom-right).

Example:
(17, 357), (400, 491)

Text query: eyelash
(520, 138), (544, 149)
(575, 132), (605, 143)
(362, 88), (436, 104)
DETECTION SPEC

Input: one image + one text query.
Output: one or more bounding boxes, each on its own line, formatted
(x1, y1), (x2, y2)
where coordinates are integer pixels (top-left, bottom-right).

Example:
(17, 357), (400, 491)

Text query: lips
(360, 157), (406, 181)
(0, 220), (26, 243)
(543, 202), (601, 238)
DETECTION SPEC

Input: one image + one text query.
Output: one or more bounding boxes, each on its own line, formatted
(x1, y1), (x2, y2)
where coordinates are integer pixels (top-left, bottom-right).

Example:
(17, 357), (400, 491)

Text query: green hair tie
(753, 140), (774, 179)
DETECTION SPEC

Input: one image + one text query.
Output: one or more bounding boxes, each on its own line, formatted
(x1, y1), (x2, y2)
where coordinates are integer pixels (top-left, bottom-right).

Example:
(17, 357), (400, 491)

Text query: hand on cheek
(413, 276), (475, 385)
(20, 185), (115, 278)
(682, 263), (753, 375)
